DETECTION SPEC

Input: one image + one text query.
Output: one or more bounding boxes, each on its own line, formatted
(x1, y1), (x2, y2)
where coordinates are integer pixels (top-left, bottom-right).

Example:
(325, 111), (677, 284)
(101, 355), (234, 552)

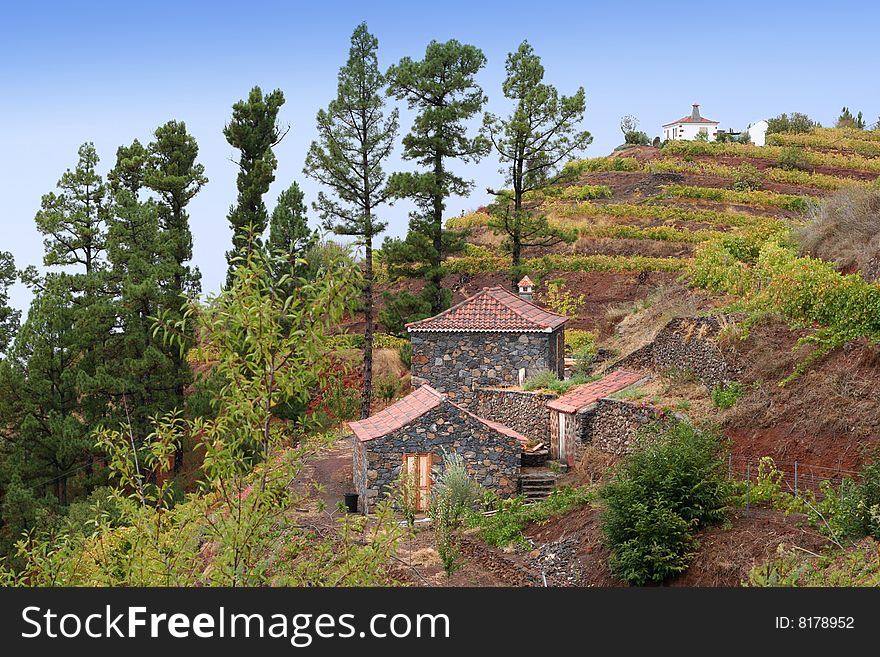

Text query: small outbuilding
(407, 285), (568, 408)
(350, 384), (526, 513)
(546, 370), (646, 466)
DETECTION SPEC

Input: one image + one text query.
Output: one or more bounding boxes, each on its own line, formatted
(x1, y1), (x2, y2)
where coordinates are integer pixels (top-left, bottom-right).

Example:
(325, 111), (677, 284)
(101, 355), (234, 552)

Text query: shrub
(539, 280), (587, 316)
(430, 452), (482, 577)
(600, 422), (730, 585)
(732, 163), (764, 192)
(711, 381), (745, 408)
(766, 112), (818, 135)
(398, 341), (412, 368)
(522, 370), (594, 394)
(560, 184), (613, 201)
(373, 374), (400, 405)
(564, 329), (598, 354)
(777, 146), (809, 171)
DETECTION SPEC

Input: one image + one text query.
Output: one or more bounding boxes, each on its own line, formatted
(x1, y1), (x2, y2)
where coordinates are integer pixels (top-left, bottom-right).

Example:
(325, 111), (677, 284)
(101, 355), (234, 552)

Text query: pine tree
(304, 22), (398, 419)
(386, 39), (489, 313)
(268, 181), (316, 278)
(483, 41), (591, 281)
(0, 251), (19, 357)
(143, 121), (207, 471)
(224, 86), (287, 283)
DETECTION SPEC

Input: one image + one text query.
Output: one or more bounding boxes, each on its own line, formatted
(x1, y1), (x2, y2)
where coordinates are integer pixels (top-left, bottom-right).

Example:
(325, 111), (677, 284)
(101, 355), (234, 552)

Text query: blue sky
(2, 0), (879, 314)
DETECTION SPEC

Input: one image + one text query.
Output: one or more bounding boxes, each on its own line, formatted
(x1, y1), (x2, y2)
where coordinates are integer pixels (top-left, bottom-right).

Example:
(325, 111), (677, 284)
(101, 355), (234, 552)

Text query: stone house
(407, 285), (568, 408)
(349, 384), (526, 513)
(546, 370), (646, 466)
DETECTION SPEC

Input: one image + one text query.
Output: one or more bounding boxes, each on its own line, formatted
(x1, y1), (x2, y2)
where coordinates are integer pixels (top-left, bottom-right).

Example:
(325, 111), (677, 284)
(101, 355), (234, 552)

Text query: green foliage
(224, 86), (286, 282)
(304, 23), (400, 419)
(522, 370), (595, 394)
(836, 106), (865, 130)
(268, 181), (317, 282)
(710, 381), (745, 409)
(399, 341), (413, 368)
(564, 328), (598, 353)
(482, 40), (591, 273)
(539, 279), (586, 316)
(372, 374), (401, 405)
(0, 251), (20, 356)
(387, 38), (489, 313)
(663, 184), (814, 212)
(805, 460), (880, 544)
(750, 541), (880, 587)
(378, 288), (434, 337)
(430, 452), (481, 577)
(562, 157), (642, 176)
(766, 112), (818, 135)
(2, 247), (402, 586)
(732, 163), (764, 191)
(467, 486), (593, 548)
(777, 146), (809, 172)
(600, 422), (731, 585)
(444, 251), (688, 275)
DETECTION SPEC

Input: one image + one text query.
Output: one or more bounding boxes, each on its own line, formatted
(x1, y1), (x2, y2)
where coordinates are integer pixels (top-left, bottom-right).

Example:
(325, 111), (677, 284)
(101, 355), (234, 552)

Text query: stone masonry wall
(410, 330), (561, 408)
(609, 316), (739, 390)
(353, 400), (521, 511)
(582, 398), (662, 456)
(473, 388), (557, 444)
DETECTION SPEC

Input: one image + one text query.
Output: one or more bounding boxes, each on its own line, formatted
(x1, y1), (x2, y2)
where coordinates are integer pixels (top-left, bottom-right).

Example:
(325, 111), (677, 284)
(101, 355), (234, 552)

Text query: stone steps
(520, 474), (557, 501)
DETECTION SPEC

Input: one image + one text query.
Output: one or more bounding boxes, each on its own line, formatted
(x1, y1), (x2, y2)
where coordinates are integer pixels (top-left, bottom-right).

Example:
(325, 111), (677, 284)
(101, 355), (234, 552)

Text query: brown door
(403, 453), (432, 512)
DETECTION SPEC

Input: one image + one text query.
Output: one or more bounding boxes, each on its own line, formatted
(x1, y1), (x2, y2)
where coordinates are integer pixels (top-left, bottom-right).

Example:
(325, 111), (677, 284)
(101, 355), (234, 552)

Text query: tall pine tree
(385, 40), (489, 313)
(0, 252), (18, 357)
(268, 181), (316, 279)
(304, 22), (398, 419)
(224, 86), (286, 283)
(482, 41), (591, 281)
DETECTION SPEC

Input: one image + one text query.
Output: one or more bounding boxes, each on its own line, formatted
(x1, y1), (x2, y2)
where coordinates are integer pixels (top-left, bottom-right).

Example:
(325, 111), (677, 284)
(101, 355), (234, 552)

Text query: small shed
(350, 385), (526, 513)
(546, 371), (645, 466)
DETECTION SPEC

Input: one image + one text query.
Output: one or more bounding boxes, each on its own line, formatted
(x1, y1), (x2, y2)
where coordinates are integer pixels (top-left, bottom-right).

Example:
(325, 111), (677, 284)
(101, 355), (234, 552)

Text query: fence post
(794, 461), (798, 498)
(746, 461), (751, 517)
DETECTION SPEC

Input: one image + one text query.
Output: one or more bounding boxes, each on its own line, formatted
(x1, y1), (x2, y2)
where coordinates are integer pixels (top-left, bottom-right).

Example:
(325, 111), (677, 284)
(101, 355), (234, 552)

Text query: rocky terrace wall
(609, 316), (739, 390)
(474, 388), (557, 444)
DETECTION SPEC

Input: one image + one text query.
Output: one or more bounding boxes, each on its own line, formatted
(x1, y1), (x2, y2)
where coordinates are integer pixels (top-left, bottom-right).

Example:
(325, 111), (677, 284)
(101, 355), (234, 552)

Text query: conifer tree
(0, 252), (18, 357)
(483, 41), (591, 280)
(224, 86), (287, 283)
(304, 23), (398, 418)
(268, 181), (316, 278)
(385, 39), (489, 313)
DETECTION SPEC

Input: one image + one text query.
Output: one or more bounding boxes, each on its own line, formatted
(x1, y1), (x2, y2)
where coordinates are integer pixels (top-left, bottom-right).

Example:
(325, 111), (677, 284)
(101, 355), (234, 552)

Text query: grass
(522, 370), (598, 394)
(467, 486), (595, 548)
(442, 251), (690, 275)
(663, 184), (817, 212)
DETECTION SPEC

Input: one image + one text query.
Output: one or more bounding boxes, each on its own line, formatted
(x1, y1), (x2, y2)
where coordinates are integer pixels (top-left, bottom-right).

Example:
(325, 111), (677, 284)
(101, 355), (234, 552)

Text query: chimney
(691, 104), (701, 121)
(517, 275), (534, 301)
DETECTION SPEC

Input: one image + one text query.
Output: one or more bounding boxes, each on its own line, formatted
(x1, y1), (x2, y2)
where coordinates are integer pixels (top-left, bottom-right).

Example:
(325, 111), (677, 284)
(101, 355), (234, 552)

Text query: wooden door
(558, 413), (567, 464)
(403, 453), (432, 512)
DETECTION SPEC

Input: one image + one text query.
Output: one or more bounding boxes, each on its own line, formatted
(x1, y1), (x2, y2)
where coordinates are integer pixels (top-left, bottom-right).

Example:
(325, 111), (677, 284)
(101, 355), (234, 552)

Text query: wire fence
(727, 455), (861, 508)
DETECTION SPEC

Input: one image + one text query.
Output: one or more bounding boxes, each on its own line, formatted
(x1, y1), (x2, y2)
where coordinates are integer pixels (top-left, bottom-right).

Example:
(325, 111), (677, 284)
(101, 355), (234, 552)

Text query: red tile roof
(406, 286), (568, 333)
(662, 115), (719, 126)
(546, 370), (646, 413)
(517, 275), (534, 288)
(349, 384), (528, 444)
(350, 384), (445, 442)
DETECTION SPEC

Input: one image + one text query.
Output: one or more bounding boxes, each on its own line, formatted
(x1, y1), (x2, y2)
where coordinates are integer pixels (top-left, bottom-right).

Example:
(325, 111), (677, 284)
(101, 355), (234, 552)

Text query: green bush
(522, 370), (595, 394)
(777, 146), (809, 171)
(767, 112), (818, 135)
(399, 341), (412, 368)
(564, 329), (598, 354)
(600, 422), (730, 585)
(711, 381), (745, 408)
(732, 163), (764, 192)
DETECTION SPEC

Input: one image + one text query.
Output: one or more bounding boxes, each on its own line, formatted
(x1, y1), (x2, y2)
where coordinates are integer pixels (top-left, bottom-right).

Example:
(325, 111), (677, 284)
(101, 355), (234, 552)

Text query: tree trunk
(361, 239), (374, 420)
(430, 154), (445, 313)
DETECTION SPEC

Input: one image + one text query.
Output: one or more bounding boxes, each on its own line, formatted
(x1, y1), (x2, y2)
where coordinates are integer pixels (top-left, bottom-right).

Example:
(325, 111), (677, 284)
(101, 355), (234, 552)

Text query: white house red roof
(406, 286), (568, 333)
(349, 384), (527, 444)
(547, 370), (646, 413)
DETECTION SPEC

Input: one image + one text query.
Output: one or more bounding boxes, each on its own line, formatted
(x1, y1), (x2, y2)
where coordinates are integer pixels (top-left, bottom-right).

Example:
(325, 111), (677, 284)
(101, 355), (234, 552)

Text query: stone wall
(409, 329), (563, 408)
(609, 316), (739, 390)
(352, 400), (521, 511)
(473, 388), (557, 444)
(582, 398), (663, 456)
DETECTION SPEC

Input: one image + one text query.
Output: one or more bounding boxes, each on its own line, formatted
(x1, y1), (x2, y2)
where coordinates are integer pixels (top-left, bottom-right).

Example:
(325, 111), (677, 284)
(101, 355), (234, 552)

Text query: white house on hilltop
(662, 104), (719, 141)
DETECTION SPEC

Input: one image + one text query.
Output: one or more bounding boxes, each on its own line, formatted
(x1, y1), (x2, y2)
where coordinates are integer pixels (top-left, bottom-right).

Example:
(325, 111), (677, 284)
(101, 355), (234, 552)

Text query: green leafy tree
(224, 86), (287, 283)
(482, 41), (591, 279)
(0, 252), (19, 357)
(386, 39), (490, 313)
(304, 23), (399, 419)
(766, 112), (818, 135)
